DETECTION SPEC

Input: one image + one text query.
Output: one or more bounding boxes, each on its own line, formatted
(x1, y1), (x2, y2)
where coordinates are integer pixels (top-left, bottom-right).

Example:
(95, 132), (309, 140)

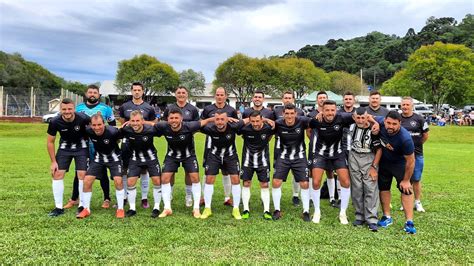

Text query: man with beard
(64, 84), (116, 210)
(365, 91), (389, 117)
(162, 86), (200, 208)
(119, 82), (157, 209)
(46, 98), (90, 217)
(242, 91), (275, 120)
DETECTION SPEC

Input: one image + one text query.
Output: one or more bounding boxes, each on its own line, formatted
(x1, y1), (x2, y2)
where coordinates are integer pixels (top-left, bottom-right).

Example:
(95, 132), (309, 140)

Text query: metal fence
(0, 86), (82, 117)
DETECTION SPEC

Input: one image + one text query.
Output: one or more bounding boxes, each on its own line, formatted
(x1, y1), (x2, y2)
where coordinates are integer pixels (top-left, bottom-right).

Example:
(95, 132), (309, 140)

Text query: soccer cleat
(339, 213), (349, 225)
(377, 216), (393, 228)
(63, 199), (78, 209)
(415, 202), (426, 212)
(192, 209), (201, 218)
(48, 208), (64, 217)
(368, 223), (378, 232)
(330, 199), (341, 208)
(101, 199), (110, 209)
(185, 195), (193, 208)
(126, 209), (137, 217)
(116, 209), (125, 219)
(404, 220), (417, 234)
(302, 212), (311, 222)
(292, 196), (300, 206)
(400, 205), (404, 211)
(76, 206), (84, 215)
(76, 208), (90, 219)
(312, 212), (321, 224)
(263, 211), (272, 220)
(141, 199), (149, 209)
(272, 210), (282, 220)
(352, 220), (365, 226)
(151, 209), (161, 218)
(158, 209), (173, 218)
(232, 207), (242, 220)
(224, 198), (233, 207)
(200, 208), (212, 219)
(241, 210), (250, 219)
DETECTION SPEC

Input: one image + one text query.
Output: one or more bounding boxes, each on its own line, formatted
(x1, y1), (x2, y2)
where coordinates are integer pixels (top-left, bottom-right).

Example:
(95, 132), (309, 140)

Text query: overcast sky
(0, 0), (472, 84)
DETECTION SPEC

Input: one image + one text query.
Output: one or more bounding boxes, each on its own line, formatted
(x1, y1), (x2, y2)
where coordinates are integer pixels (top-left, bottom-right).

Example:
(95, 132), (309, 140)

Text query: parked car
(463, 105), (474, 113)
(413, 104), (433, 118)
(42, 112), (59, 123)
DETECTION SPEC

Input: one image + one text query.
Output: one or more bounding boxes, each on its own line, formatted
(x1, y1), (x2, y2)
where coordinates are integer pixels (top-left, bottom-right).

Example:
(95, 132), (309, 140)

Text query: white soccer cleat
(339, 213), (349, 225)
(400, 205), (404, 211)
(185, 195), (193, 208)
(415, 202), (426, 212)
(312, 212), (321, 224)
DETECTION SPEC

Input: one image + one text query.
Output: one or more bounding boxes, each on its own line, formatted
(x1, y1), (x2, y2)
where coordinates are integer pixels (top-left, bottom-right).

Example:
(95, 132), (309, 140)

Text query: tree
(381, 42), (474, 110)
(328, 71), (364, 95)
(115, 54), (179, 97)
(178, 69), (205, 97)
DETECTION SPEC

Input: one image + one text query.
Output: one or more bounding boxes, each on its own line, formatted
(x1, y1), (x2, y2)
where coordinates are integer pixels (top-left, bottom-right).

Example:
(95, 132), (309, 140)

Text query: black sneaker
(368, 223), (378, 232)
(352, 220), (365, 226)
(48, 208), (64, 217)
(126, 209), (137, 217)
(272, 210), (282, 220)
(76, 206), (84, 215)
(302, 212), (311, 222)
(330, 199), (340, 208)
(292, 196), (300, 206)
(151, 209), (160, 218)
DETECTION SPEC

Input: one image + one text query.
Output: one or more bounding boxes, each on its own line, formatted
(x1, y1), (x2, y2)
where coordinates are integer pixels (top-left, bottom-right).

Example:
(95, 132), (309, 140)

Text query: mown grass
(0, 123), (472, 264)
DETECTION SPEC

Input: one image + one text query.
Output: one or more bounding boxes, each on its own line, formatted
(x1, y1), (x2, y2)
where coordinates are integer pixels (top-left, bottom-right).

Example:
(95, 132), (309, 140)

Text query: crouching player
(77, 114), (125, 219)
(348, 107), (382, 231)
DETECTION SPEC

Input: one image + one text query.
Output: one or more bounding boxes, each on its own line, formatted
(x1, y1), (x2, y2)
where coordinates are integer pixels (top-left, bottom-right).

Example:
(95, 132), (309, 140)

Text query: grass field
(0, 122), (473, 264)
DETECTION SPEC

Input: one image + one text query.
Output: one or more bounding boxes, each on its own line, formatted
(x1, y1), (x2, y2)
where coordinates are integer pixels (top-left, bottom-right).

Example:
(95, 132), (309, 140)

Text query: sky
(0, 0), (472, 84)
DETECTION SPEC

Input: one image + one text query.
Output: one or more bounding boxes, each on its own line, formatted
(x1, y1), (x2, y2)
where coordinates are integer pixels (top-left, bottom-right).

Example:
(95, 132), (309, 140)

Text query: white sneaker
(339, 213), (349, 225)
(185, 195), (193, 207)
(415, 202), (426, 212)
(400, 205), (404, 211)
(312, 212), (321, 224)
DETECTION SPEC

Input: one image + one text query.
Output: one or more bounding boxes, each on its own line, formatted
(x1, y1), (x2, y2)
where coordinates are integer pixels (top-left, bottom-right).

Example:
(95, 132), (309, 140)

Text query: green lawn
(0, 122), (472, 264)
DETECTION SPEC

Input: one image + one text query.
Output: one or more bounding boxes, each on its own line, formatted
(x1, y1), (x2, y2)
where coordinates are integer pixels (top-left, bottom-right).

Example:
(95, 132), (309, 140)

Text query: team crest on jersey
(103, 139), (110, 144)
(364, 135), (370, 140)
(74, 125), (80, 131)
(226, 134), (232, 140)
(179, 135), (185, 140)
(334, 125), (341, 131)
(185, 110), (190, 116)
(142, 136), (149, 142)
(410, 121), (417, 127)
(295, 128), (301, 134)
(261, 134), (267, 140)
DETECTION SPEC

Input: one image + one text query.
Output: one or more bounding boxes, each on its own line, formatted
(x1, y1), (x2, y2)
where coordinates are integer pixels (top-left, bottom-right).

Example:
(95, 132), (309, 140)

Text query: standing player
(68, 84), (116, 210)
(272, 104), (312, 221)
(365, 91), (389, 117)
(200, 110), (243, 220)
(121, 111), (162, 217)
(309, 100), (379, 224)
(118, 82), (157, 209)
(46, 98), (90, 216)
(401, 97), (429, 212)
(200, 87), (238, 206)
(347, 107), (382, 231)
(77, 114), (125, 219)
(162, 86), (200, 207)
(238, 111), (275, 220)
(155, 108), (214, 218)
(242, 91), (275, 120)
(375, 111), (417, 234)
(273, 91), (305, 206)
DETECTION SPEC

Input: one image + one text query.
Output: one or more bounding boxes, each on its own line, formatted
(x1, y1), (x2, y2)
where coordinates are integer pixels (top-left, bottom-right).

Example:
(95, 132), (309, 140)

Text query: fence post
(33, 91), (37, 117)
(0, 86), (3, 117)
(30, 87), (34, 117)
(5, 93), (8, 116)
(61, 88), (64, 100)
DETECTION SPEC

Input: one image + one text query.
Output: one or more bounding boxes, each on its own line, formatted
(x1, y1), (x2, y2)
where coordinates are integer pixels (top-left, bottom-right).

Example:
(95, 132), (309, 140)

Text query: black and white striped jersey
(121, 124), (161, 163)
(274, 117), (312, 160)
(162, 103), (200, 122)
(309, 113), (354, 159)
(348, 124), (381, 153)
(86, 126), (122, 163)
(307, 109), (320, 157)
(47, 112), (90, 152)
(337, 108), (356, 151)
(238, 123), (274, 168)
(273, 107), (305, 160)
(242, 107), (275, 120)
(201, 121), (244, 158)
(154, 121), (201, 159)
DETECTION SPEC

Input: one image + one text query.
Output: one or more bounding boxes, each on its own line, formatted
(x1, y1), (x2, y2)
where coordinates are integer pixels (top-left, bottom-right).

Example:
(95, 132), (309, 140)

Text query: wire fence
(0, 86), (83, 117)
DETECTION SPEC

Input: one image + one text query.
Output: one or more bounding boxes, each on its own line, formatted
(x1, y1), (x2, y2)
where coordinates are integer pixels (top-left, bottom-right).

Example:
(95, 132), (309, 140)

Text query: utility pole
(360, 69), (363, 95)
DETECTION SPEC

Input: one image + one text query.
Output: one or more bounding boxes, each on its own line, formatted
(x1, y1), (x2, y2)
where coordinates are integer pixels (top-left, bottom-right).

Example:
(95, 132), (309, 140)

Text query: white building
(356, 95), (421, 110)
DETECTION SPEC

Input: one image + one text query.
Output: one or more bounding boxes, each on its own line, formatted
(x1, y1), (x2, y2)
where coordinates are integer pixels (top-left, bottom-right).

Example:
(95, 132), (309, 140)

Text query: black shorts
(56, 149), (89, 172)
(128, 159), (161, 177)
(240, 166), (270, 182)
(205, 154), (240, 176)
(86, 161), (122, 179)
(162, 156), (199, 173)
(378, 162), (411, 194)
(311, 154), (347, 171)
(273, 157), (309, 182)
(121, 141), (131, 169)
